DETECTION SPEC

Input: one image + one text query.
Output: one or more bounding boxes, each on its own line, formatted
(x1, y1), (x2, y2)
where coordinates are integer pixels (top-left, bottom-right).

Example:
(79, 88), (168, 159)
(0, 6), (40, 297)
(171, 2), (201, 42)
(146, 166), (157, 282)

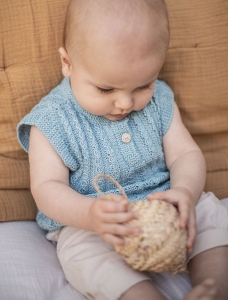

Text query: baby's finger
(177, 201), (190, 228)
(147, 191), (178, 206)
(108, 194), (129, 203)
(99, 199), (129, 213)
(102, 233), (126, 246)
(147, 191), (167, 201)
(102, 211), (138, 224)
(186, 211), (197, 252)
(104, 223), (141, 237)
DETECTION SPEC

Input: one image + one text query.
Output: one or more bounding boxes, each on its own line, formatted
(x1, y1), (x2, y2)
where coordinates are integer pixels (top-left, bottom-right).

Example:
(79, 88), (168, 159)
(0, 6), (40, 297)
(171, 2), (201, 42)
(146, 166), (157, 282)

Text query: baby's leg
(188, 246), (228, 300)
(120, 279), (216, 300)
(187, 193), (228, 300)
(120, 280), (167, 300)
(57, 226), (167, 300)
(57, 226), (218, 300)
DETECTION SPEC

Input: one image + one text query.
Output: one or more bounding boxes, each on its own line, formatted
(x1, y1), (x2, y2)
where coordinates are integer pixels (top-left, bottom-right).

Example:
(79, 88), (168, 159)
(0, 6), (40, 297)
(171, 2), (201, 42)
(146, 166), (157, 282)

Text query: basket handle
(93, 174), (128, 199)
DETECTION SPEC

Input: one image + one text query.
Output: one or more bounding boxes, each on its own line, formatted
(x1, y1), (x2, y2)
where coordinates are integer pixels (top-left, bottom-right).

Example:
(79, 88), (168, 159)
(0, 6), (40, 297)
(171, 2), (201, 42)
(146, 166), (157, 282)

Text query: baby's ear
(58, 47), (72, 77)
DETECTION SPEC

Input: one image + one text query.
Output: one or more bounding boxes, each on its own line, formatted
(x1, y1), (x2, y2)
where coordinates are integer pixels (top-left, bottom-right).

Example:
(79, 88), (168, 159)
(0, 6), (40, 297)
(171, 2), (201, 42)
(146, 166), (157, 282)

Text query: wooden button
(122, 133), (131, 143)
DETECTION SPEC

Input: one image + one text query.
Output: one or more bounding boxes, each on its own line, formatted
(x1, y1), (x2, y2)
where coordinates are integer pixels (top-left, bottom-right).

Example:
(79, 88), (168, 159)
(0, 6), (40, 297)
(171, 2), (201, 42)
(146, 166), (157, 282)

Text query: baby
(17, 0), (228, 299)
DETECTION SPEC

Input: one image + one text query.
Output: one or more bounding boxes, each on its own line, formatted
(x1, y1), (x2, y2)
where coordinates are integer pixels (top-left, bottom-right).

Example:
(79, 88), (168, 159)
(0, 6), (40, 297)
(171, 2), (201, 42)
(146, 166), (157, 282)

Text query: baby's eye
(137, 84), (153, 91)
(97, 87), (114, 94)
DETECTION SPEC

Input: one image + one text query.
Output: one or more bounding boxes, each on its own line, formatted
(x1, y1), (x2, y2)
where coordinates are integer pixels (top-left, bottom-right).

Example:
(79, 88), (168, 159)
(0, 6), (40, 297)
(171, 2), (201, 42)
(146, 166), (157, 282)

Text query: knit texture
(17, 78), (174, 231)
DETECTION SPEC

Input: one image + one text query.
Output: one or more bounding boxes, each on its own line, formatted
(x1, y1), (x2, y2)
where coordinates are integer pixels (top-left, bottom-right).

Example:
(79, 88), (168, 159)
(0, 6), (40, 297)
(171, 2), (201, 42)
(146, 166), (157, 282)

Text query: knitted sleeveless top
(17, 78), (174, 231)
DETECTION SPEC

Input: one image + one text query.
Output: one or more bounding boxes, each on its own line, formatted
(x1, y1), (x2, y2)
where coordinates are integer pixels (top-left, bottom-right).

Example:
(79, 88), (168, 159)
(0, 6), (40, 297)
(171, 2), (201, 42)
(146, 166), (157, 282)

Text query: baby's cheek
(135, 94), (153, 111)
(80, 98), (110, 115)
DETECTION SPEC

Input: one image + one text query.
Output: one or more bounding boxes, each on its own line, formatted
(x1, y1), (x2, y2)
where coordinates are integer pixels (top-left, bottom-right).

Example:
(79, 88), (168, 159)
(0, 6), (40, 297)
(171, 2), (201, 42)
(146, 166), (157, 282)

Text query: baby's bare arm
(29, 126), (138, 244)
(29, 126), (95, 230)
(163, 102), (206, 202)
(148, 102), (206, 251)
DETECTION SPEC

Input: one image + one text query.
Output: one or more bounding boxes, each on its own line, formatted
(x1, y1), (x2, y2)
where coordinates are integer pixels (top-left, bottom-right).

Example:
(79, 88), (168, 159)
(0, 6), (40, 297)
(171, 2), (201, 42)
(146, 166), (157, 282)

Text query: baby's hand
(147, 187), (196, 253)
(88, 194), (140, 246)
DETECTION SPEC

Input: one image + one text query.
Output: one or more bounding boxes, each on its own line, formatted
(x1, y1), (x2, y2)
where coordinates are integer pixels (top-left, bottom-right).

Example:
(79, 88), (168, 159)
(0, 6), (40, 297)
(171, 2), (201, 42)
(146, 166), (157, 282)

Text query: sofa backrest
(0, 0), (228, 221)
(0, 0), (69, 221)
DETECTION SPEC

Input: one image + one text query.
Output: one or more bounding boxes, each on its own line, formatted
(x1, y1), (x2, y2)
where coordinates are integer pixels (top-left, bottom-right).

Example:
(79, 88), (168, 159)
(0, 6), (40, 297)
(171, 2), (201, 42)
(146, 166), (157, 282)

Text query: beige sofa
(0, 0), (228, 299)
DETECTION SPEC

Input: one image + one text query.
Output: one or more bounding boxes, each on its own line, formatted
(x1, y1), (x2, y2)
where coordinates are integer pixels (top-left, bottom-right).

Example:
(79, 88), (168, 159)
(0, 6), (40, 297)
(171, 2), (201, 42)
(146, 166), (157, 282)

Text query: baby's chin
(104, 113), (129, 121)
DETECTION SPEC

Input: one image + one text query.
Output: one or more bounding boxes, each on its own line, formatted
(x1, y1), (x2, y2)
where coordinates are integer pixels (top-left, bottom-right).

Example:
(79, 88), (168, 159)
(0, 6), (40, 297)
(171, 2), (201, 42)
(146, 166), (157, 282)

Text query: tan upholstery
(0, 0), (228, 221)
(0, 0), (69, 221)
(161, 0), (228, 199)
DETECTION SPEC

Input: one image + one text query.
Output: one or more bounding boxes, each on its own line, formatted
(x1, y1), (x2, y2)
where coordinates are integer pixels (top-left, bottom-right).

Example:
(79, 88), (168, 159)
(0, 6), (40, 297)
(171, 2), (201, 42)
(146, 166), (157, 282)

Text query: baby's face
(61, 0), (169, 121)
(63, 44), (166, 121)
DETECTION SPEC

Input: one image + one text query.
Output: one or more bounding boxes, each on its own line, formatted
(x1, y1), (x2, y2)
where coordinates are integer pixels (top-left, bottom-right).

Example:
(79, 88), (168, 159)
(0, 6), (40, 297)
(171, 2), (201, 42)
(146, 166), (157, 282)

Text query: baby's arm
(29, 126), (139, 245)
(147, 102), (206, 252)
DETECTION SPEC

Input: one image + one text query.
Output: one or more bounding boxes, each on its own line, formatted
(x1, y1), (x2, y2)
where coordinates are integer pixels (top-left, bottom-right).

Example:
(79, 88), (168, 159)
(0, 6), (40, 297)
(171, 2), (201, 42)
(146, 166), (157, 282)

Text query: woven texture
(0, 0), (228, 221)
(94, 174), (187, 274)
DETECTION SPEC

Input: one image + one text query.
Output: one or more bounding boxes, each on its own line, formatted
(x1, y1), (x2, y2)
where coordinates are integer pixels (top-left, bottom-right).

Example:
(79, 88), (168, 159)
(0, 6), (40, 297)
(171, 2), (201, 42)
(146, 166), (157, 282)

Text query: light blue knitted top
(17, 78), (174, 231)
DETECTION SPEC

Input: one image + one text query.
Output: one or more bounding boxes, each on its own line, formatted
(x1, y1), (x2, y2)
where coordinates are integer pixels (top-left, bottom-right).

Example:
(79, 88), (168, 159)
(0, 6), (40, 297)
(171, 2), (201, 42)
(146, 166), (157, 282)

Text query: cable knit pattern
(17, 78), (174, 231)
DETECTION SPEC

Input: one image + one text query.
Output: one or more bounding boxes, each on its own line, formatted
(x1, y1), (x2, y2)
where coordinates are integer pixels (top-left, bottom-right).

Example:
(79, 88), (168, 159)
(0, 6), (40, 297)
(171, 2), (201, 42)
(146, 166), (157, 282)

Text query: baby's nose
(115, 95), (133, 110)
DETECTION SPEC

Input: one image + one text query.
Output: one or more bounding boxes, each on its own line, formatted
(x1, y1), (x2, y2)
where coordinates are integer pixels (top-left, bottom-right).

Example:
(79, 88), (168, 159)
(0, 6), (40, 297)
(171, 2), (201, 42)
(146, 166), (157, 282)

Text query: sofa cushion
(161, 0), (228, 198)
(0, 190), (36, 222)
(0, 221), (86, 300)
(0, 0), (228, 221)
(0, 0), (69, 220)
(162, 0), (228, 134)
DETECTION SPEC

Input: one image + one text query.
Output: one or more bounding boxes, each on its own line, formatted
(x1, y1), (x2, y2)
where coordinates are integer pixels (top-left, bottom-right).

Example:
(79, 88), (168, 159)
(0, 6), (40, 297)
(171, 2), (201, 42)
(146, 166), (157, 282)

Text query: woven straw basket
(93, 174), (187, 274)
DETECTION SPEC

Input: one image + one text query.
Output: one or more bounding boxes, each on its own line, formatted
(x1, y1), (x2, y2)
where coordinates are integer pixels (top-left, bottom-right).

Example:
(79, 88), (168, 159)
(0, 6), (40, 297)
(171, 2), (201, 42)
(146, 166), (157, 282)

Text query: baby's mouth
(110, 113), (129, 119)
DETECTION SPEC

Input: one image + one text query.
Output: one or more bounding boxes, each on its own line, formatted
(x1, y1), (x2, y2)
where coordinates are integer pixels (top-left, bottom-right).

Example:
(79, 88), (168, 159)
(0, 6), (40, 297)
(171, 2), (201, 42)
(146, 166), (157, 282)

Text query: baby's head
(59, 0), (169, 121)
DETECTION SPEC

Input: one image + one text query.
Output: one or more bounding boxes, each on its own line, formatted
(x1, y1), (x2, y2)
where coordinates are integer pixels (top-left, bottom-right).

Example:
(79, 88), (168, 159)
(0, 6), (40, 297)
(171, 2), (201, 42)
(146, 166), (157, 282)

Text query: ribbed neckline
(63, 77), (156, 126)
